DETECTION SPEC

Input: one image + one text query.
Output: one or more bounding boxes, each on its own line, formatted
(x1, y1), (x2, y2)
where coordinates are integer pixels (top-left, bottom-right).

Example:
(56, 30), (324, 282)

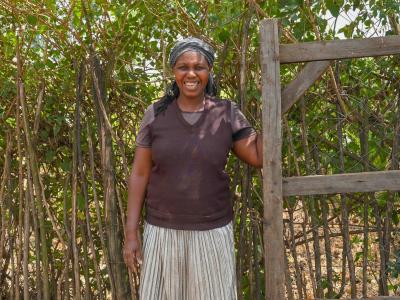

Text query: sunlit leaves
(0, 0), (399, 297)
(26, 14), (38, 26)
(325, 0), (343, 18)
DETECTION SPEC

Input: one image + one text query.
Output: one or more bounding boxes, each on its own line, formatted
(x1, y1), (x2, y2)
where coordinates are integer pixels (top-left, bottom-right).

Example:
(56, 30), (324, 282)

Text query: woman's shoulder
(143, 102), (155, 116)
(140, 103), (155, 126)
(152, 96), (177, 117)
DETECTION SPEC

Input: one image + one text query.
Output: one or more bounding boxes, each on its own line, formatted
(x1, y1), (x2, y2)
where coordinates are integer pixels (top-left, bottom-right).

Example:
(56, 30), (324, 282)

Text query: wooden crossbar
(281, 60), (330, 114)
(283, 170), (400, 196)
(280, 35), (400, 63)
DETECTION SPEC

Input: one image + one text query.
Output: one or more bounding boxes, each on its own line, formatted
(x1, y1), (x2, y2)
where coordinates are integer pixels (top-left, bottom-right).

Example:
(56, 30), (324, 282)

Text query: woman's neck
(177, 95), (205, 112)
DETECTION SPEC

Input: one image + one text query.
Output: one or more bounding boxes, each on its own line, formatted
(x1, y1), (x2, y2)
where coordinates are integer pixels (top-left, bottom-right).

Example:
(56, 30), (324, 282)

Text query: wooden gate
(259, 18), (400, 300)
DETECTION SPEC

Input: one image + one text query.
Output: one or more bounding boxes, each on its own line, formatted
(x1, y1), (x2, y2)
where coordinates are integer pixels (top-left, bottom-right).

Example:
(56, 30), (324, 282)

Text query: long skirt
(139, 221), (237, 300)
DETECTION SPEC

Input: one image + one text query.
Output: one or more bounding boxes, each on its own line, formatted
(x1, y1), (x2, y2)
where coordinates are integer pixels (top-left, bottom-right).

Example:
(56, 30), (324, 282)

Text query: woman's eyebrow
(176, 62), (206, 66)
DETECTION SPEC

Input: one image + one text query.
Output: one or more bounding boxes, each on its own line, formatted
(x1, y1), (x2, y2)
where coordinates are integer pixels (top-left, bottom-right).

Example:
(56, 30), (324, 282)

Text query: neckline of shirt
(176, 96), (206, 113)
(181, 110), (203, 114)
(173, 97), (209, 129)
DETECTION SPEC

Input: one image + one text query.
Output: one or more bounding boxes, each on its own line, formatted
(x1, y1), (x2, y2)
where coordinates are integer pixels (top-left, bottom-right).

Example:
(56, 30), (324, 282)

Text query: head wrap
(169, 37), (215, 67)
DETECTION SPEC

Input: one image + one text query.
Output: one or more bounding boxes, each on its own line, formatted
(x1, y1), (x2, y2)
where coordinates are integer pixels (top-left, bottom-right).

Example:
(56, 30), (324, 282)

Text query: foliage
(0, 0), (399, 299)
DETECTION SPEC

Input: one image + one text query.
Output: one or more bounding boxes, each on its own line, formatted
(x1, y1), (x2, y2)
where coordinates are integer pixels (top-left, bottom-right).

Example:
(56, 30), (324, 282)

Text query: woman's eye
(175, 65), (208, 71)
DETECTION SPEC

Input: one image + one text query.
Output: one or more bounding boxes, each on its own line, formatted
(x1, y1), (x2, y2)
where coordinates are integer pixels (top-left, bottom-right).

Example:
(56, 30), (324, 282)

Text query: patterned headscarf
(169, 37), (215, 67)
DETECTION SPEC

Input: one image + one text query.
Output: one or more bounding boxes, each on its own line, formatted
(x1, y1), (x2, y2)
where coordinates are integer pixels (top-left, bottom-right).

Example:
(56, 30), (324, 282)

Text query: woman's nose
(186, 69), (196, 77)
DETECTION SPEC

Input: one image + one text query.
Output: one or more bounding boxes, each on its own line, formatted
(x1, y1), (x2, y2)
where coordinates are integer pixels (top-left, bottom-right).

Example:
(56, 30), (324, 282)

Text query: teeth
(184, 81), (199, 88)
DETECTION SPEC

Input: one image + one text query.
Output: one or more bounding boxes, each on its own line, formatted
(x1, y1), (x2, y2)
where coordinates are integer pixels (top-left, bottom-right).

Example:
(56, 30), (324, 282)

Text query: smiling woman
(123, 37), (262, 300)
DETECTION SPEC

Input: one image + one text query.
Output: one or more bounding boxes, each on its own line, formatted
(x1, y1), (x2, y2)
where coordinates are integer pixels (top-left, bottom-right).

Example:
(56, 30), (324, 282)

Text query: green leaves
(5, 117), (16, 128)
(326, 0), (343, 18)
(279, 0), (303, 11)
(217, 29), (230, 42)
(388, 250), (400, 278)
(45, 150), (55, 162)
(26, 14), (38, 26)
(78, 194), (85, 211)
(1, 1), (399, 298)
(61, 160), (71, 172)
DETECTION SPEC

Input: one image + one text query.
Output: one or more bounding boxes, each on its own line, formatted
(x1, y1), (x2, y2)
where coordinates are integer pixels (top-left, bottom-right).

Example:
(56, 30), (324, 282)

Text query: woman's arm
(123, 147), (152, 272)
(232, 133), (263, 168)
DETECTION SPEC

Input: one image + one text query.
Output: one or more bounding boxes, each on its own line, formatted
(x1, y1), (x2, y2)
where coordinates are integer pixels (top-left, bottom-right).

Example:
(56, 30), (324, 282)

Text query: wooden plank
(260, 19), (285, 300)
(280, 35), (400, 63)
(281, 60), (330, 114)
(283, 170), (400, 196)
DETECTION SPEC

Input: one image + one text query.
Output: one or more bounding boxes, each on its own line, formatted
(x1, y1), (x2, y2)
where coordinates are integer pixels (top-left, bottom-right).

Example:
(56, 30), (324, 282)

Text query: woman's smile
(184, 80), (200, 89)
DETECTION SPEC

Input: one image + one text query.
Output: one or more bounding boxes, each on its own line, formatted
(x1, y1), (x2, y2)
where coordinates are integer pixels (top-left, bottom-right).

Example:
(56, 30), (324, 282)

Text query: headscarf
(169, 37), (215, 67)
(154, 37), (217, 117)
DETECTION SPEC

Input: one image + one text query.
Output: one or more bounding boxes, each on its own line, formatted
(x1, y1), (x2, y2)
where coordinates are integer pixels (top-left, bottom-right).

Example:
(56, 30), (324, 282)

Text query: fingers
(123, 231), (143, 273)
(123, 247), (142, 274)
(123, 249), (133, 271)
(136, 231), (143, 265)
(136, 248), (143, 266)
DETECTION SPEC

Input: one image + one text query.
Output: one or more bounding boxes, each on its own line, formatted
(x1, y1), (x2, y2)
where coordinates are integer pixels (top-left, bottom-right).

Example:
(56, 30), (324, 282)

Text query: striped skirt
(139, 222), (237, 300)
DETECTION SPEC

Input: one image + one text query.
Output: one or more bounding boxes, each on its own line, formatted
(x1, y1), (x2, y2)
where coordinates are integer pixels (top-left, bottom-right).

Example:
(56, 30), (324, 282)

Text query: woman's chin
(180, 90), (203, 99)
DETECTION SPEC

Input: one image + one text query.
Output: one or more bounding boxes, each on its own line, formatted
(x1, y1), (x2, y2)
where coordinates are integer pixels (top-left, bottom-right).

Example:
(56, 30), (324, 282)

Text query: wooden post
(260, 19), (285, 300)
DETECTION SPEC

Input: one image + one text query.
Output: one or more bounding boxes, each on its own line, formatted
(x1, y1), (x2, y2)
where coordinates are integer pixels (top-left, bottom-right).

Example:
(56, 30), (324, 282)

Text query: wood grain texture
(281, 60), (331, 114)
(280, 35), (400, 63)
(260, 19), (285, 300)
(283, 170), (400, 196)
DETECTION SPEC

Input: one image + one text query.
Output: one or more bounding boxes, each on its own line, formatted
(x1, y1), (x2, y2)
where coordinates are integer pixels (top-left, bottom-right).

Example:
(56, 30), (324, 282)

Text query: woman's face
(172, 51), (211, 101)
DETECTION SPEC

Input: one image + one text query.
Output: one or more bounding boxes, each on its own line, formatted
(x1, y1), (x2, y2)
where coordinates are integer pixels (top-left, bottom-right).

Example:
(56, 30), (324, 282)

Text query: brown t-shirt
(136, 96), (255, 230)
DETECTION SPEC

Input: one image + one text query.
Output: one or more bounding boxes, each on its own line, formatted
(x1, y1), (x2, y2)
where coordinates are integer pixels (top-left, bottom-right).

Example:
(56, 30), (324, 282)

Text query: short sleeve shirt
(135, 97), (256, 230)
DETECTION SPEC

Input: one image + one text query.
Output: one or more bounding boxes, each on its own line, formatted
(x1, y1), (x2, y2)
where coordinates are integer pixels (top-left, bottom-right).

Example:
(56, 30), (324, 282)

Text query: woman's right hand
(123, 230), (143, 273)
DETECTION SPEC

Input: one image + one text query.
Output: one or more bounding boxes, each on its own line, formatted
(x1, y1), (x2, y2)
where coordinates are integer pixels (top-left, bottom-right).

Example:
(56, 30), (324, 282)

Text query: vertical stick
(10, 234), (15, 300)
(80, 221), (91, 300)
(16, 30), (50, 300)
(86, 122), (116, 296)
(16, 103), (24, 300)
(71, 61), (82, 300)
(23, 182), (30, 300)
(161, 30), (167, 92)
(300, 97), (323, 298)
(359, 95), (370, 298)
(284, 248), (294, 300)
(301, 207), (317, 297)
(312, 146), (334, 298)
(260, 19), (285, 300)
(62, 175), (71, 300)
(0, 132), (12, 269)
(237, 6), (254, 298)
(283, 118), (306, 299)
(336, 102), (357, 297)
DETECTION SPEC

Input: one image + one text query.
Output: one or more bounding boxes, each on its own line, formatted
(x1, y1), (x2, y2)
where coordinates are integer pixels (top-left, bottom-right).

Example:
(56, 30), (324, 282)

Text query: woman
(123, 37), (262, 299)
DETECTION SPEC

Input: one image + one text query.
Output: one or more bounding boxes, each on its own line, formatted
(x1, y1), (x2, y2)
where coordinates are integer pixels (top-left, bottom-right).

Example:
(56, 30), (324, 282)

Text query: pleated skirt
(139, 222), (237, 300)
